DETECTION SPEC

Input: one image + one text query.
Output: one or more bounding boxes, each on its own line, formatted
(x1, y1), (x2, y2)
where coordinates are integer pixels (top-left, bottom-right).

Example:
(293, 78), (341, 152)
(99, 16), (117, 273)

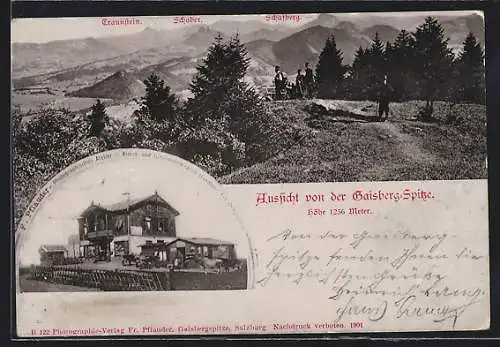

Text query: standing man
(295, 69), (304, 99)
(274, 66), (286, 100)
(378, 75), (393, 121)
(304, 62), (314, 99)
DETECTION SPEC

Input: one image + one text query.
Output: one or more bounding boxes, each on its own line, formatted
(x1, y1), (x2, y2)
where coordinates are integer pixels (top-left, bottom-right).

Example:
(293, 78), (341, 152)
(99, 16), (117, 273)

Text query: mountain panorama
(12, 13), (484, 101)
(12, 12), (487, 231)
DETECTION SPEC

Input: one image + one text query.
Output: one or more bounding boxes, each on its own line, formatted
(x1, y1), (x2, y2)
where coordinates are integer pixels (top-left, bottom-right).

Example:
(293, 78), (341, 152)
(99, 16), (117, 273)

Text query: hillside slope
(66, 70), (146, 101)
(220, 99), (487, 184)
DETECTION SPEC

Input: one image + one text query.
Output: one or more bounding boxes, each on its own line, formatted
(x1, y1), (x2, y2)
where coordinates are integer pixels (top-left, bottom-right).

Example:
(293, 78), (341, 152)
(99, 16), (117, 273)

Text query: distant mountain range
(12, 13), (484, 101)
(12, 37), (126, 78)
(298, 13), (340, 31)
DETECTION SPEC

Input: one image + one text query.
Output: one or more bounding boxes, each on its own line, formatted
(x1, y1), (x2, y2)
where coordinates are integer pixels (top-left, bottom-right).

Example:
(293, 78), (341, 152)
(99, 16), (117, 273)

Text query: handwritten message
(256, 225), (487, 329)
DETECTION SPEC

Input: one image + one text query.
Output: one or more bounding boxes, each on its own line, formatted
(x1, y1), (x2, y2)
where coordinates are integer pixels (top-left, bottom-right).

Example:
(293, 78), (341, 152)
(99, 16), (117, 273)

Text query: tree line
(315, 16), (485, 107)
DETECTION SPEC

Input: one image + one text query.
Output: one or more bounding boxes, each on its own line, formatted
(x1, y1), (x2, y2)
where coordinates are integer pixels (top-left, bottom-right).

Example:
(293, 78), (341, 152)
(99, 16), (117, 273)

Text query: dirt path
(374, 121), (437, 163)
(359, 120), (438, 180)
(309, 100), (436, 163)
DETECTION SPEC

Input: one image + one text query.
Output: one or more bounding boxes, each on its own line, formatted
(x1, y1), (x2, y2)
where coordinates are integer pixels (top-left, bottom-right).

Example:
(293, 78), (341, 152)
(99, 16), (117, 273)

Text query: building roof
(39, 245), (67, 253)
(101, 197), (145, 211)
(138, 237), (234, 249)
(179, 237), (234, 246)
(138, 237), (178, 249)
(80, 192), (180, 216)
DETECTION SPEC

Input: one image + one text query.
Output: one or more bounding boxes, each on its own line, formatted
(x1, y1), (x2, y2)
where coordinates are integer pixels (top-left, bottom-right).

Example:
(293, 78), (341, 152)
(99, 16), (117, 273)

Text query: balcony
(86, 229), (114, 240)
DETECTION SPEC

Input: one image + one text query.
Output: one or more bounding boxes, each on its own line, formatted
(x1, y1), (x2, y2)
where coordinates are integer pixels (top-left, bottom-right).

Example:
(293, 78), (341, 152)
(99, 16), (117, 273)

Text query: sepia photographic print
(12, 10), (490, 337)
(16, 149), (252, 294)
(12, 11), (486, 198)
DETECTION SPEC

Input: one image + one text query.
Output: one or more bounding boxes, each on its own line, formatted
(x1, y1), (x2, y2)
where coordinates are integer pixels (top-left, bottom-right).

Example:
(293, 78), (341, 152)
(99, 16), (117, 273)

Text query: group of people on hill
(274, 62), (315, 100)
(273, 63), (393, 122)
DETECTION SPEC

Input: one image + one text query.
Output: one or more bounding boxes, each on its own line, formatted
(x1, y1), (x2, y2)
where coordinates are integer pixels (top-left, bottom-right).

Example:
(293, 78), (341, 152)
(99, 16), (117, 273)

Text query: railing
(86, 230), (114, 239)
(28, 266), (170, 291)
(24, 264), (248, 291)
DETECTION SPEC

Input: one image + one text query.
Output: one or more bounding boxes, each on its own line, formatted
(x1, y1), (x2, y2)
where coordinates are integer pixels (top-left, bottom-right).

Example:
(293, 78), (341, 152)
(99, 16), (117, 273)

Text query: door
(177, 247), (185, 263)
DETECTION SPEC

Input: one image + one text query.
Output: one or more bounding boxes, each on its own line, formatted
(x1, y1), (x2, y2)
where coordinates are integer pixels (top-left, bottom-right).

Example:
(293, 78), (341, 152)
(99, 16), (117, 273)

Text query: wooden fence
(24, 265), (247, 291)
(27, 266), (170, 291)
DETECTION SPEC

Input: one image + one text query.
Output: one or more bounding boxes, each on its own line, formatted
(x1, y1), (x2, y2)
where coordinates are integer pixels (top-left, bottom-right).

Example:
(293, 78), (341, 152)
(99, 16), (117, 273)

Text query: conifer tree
(225, 33), (251, 84)
(315, 35), (347, 99)
(456, 32), (485, 104)
(88, 99), (109, 137)
(389, 29), (417, 101)
(412, 16), (454, 115)
(370, 32), (386, 76)
(187, 33), (258, 124)
(366, 32), (386, 100)
(140, 73), (178, 123)
(189, 34), (226, 94)
(182, 33), (267, 173)
(349, 46), (369, 99)
(384, 41), (393, 72)
(186, 34), (249, 126)
(349, 33), (387, 101)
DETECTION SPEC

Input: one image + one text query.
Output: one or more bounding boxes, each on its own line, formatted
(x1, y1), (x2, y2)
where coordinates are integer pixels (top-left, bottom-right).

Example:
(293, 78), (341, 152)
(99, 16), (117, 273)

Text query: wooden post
(123, 192), (131, 236)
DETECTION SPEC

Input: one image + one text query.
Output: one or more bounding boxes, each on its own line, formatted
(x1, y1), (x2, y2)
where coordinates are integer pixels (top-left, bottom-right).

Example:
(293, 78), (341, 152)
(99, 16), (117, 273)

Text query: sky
(11, 10), (482, 44)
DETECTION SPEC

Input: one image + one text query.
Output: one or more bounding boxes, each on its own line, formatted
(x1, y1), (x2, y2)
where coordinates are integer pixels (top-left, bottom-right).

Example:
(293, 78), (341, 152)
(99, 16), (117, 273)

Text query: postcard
(12, 10), (489, 337)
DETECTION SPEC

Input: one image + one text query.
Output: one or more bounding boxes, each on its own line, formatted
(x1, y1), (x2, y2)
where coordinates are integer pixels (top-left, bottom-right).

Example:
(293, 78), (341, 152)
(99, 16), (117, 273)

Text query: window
(98, 217), (105, 230)
(144, 217), (151, 232)
(203, 246), (208, 257)
(115, 219), (124, 232)
(87, 216), (96, 232)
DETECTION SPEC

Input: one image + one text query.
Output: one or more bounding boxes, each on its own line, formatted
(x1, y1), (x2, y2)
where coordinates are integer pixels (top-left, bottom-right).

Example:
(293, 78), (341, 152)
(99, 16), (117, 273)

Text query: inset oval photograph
(16, 149), (255, 293)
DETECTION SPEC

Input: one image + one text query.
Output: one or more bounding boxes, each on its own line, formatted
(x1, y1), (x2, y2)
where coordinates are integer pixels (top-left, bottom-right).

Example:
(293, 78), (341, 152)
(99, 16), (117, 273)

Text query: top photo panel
(11, 11), (486, 186)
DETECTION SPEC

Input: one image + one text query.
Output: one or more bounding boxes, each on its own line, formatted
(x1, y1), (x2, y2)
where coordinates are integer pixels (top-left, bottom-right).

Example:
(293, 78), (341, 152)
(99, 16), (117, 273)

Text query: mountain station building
(78, 192), (180, 258)
(77, 192), (236, 263)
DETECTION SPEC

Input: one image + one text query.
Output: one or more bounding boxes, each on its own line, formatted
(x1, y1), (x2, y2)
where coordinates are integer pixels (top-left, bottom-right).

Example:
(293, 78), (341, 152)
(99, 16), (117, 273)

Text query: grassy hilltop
(220, 99), (487, 184)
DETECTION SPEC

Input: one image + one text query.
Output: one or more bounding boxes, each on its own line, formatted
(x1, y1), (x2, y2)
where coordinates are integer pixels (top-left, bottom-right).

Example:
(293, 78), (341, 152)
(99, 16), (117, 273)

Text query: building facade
(39, 245), (67, 266)
(78, 192), (180, 258)
(138, 237), (238, 265)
